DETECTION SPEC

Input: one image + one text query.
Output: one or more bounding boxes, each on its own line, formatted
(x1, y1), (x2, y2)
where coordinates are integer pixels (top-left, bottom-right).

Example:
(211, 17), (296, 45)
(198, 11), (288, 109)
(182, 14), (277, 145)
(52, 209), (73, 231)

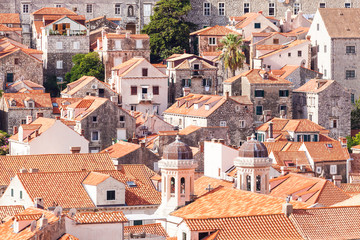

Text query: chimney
(29, 168), (39, 173)
(281, 166), (287, 175)
(339, 137), (347, 148)
(20, 168), (27, 173)
(81, 130), (85, 136)
(258, 11), (263, 14)
(36, 112), (43, 119)
(13, 126), (18, 135)
(183, 87), (191, 96)
(34, 197), (44, 209)
(132, 133), (139, 144)
(55, 116), (60, 120)
(140, 141), (145, 148)
(116, 26), (121, 34)
(26, 115), (33, 124)
(282, 201), (293, 217)
(225, 91), (229, 99)
(218, 139), (225, 144)
(333, 175), (342, 188)
(285, 8), (291, 23)
(268, 121), (273, 139)
(35, 129), (39, 137)
(70, 147), (81, 154)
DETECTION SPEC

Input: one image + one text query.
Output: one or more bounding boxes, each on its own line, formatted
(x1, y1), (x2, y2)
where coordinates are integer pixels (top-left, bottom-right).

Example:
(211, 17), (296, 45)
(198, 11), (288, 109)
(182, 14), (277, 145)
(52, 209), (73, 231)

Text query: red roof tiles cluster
(70, 211), (128, 224)
(190, 25), (240, 36)
(124, 223), (168, 237)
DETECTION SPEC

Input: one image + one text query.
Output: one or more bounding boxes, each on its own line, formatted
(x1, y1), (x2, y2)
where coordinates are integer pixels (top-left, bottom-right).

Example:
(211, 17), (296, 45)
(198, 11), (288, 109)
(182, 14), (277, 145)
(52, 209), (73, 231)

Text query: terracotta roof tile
(119, 164), (160, 189)
(277, 65), (300, 78)
(339, 183), (360, 195)
(190, 25), (240, 36)
(32, 7), (77, 15)
(124, 223), (168, 237)
(243, 69), (292, 84)
(291, 206), (360, 239)
(234, 13), (261, 29)
(0, 153), (115, 186)
(171, 186), (309, 219)
(257, 118), (329, 134)
(71, 211), (128, 224)
(194, 176), (234, 197)
(51, 97), (82, 114)
(303, 141), (349, 162)
(59, 234), (80, 240)
(3, 93), (51, 108)
(105, 33), (149, 39)
(82, 171), (110, 185)
(0, 14), (20, 24)
(101, 141), (141, 159)
(256, 44), (283, 50)
(62, 76), (116, 96)
(184, 214), (303, 240)
(112, 57), (145, 75)
(258, 40), (309, 59)
(0, 206), (24, 222)
(294, 78), (335, 93)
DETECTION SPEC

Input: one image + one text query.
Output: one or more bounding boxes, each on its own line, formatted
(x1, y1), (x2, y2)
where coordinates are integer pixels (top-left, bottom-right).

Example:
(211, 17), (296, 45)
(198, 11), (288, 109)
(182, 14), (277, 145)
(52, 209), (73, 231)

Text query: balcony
(138, 93), (153, 102)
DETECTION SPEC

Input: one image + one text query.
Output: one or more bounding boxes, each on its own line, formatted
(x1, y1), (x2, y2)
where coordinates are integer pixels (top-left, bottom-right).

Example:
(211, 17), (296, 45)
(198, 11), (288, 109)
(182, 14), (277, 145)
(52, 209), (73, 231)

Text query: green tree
(218, 34), (246, 77)
(65, 52), (104, 83)
(351, 98), (360, 129)
(141, 0), (195, 61)
(44, 75), (60, 97)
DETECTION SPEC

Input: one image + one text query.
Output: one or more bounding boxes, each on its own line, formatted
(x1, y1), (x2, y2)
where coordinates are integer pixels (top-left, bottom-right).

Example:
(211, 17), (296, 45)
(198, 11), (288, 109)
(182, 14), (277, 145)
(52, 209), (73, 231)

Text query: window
(180, 177), (185, 194)
(332, 119), (338, 128)
(288, 52), (291, 57)
(6, 73), (13, 82)
(142, 68), (148, 76)
(269, 2), (275, 16)
(220, 121), (226, 127)
(92, 116), (97, 123)
(128, 5), (134, 16)
(14, 58), (19, 65)
(279, 90), (289, 97)
(134, 220), (143, 226)
(330, 165), (337, 175)
(351, 93), (355, 104)
(239, 120), (245, 128)
(257, 133), (264, 142)
(130, 105), (136, 111)
(11, 189), (13, 197)
(107, 190), (115, 200)
(20, 191), (22, 199)
(346, 46), (356, 54)
(254, 23), (261, 29)
(119, 115), (125, 122)
(324, 69), (327, 77)
(317, 23), (320, 31)
(153, 86), (159, 95)
(316, 166), (322, 174)
(203, 2), (210, 16)
(293, 3), (300, 15)
(244, 3), (250, 13)
(115, 40), (121, 49)
(56, 42), (63, 49)
(144, 4), (152, 16)
(56, 60), (63, 69)
(319, 3), (326, 8)
(280, 105), (287, 113)
(345, 2), (352, 8)
(181, 79), (191, 87)
(56, 77), (63, 83)
(86, 4), (93, 13)
(273, 38), (279, 44)
(246, 175), (251, 191)
(91, 131), (99, 141)
(313, 134), (318, 142)
(202, 78), (212, 87)
(73, 41), (80, 49)
(136, 40), (143, 49)
(254, 90), (264, 97)
(115, 4), (121, 15)
(346, 70), (356, 79)
(256, 105), (263, 115)
(256, 175), (261, 192)
(303, 135), (311, 142)
(131, 86), (137, 95)
(324, 45), (327, 53)
(22, 4), (29, 13)
(55, 4), (62, 8)
(209, 37), (216, 45)
(182, 232), (187, 240)
(218, 3), (225, 16)
(28, 101), (34, 108)
(298, 50), (302, 57)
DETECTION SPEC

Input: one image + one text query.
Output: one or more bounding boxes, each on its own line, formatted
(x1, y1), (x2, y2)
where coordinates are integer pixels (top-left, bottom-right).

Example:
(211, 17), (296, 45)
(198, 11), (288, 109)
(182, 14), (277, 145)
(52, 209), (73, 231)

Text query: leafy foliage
(0, 130), (10, 155)
(44, 75), (60, 97)
(218, 34), (246, 77)
(141, 0), (195, 61)
(65, 52), (104, 83)
(351, 98), (360, 129)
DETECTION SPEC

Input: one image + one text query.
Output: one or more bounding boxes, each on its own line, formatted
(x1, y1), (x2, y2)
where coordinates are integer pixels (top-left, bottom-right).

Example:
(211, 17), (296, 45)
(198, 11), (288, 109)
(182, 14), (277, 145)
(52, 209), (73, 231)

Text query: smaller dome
(163, 135), (193, 160)
(238, 134), (268, 158)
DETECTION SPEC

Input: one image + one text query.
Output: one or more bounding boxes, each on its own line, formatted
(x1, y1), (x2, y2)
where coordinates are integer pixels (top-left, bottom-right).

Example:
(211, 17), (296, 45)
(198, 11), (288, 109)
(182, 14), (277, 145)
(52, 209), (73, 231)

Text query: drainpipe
(347, 157), (353, 183)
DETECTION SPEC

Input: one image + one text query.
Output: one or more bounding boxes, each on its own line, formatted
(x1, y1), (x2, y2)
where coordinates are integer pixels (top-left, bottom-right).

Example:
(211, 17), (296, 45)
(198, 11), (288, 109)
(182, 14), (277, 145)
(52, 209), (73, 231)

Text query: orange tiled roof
(194, 176), (234, 197)
(283, 27), (309, 37)
(242, 69), (292, 84)
(0, 153), (115, 186)
(339, 183), (360, 195)
(101, 141), (141, 159)
(119, 164), (160, 189)
(294, 78), (335, 93)
(112, 57), (145, 75)
(190, 25), (240, 36)
(59, 234), (80, 240)
(62, 76), (116, 96)
(71, 211), (128, 224)
(258, 40), (309, 59)
(3, 93), (51, 108)
(277, 65), (300, 78)
(0, 14), (20, 24)
(234, 13), (261, 29)
(82, 171), (110, 186)
(0, 207), (60, 240)
(271, 151), (310, 169)
(105, 32), (149, 39)
(124, 223), (168, 237)
(171, 186), (309, 219)
(0, 38), (42, 63)
(256, 44), (283, 51)
(184, 214), (303, 240)
(257, 118), (329, 134)
(303, 141), (349, 162)
(291, 206), (360, 240)
(32, 7), (77, 15)
(51, 97), (82, 114)
(0, 205), (24, 221)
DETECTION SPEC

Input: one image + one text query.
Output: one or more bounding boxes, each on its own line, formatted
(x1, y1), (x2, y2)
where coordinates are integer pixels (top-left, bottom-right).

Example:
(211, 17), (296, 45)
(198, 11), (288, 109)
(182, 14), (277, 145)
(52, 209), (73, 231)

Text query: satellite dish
(68, 208), (77, 218)
(53, 206), (63, 217)
(30, 220), (37, 232)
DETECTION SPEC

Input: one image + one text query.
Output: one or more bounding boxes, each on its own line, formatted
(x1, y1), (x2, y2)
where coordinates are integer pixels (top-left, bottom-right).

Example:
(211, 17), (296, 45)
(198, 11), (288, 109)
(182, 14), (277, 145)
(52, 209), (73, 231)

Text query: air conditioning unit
(91, 84), (97, 89)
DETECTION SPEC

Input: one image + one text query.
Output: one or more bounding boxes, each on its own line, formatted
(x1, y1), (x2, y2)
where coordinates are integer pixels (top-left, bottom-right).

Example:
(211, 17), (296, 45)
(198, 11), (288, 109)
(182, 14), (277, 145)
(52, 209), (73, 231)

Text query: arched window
(246, 175), (251, 191)
(170, 177), (175, 193)
(180, 177), (185, 194)
(128, 5), (134, 16)
(256, 175), (261, 192)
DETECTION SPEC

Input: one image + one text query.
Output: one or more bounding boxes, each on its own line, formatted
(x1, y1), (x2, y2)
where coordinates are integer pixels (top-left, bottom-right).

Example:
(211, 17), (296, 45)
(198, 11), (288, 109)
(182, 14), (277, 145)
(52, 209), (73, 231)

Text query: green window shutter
(189, 79), (191, 87)
(209, 79), (212, 86)
(6, 73), (13, 82)
(181, 79), (185, 87)
(256, 106), (263, 115)
(202, 79), (206, 86)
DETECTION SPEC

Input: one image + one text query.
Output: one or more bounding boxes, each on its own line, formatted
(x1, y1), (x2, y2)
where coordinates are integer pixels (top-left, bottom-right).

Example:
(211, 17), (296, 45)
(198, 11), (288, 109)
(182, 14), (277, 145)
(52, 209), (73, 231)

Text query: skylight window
(127, 181), (137, 187)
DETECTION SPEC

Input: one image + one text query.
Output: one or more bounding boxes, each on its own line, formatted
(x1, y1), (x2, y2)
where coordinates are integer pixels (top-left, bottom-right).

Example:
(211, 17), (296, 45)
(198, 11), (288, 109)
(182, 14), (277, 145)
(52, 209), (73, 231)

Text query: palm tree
(218, 33), (246, 77)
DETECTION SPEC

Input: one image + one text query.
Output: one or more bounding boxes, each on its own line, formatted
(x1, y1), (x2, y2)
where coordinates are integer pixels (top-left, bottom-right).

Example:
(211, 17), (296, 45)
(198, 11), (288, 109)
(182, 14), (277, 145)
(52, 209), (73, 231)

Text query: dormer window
(9, 99), (16, 107)
(194, 103), (199, 109)
(25, 98), (34, 108)
(107, 190), (116, 200)
(205, 104), (210, 110)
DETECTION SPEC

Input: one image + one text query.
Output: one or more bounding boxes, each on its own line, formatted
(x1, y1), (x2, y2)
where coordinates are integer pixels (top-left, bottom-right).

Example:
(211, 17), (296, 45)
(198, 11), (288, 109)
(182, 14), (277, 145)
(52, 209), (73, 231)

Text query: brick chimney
(20, 168), (27, 173)
(26, 115), (33, 124)
(34, 197), (44, 209)
(282, 200), (293, 217)
(29, 168), (39, 173)
(13, 126), (18, 135)
(70, 147), (81, 154)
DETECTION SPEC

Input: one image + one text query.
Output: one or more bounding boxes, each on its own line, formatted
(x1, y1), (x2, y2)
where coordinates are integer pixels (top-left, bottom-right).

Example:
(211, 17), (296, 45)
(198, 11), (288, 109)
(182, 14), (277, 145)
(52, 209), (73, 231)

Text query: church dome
(163, 135), (193, 160)
(238, 134), (268, 158)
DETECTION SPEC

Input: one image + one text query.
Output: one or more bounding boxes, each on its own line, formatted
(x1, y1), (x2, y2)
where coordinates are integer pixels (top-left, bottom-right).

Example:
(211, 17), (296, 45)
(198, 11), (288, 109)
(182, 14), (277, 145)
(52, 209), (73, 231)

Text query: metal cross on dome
(206, 184), (213, 192)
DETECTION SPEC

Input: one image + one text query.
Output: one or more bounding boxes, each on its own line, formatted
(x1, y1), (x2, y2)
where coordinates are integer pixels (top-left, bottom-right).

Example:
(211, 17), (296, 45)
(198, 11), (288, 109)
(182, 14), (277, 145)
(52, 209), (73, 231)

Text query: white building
(109, 57), (168, 114)
(9, 117), (89, 155)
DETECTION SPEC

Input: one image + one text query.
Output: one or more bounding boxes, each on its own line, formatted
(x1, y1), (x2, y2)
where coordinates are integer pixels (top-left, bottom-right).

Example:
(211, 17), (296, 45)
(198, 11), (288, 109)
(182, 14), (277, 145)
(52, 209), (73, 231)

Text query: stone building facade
(163, 93), (254, 146)
(273, 65), (321, 89)
(166, 54), (218, 103)
(61, 96), (136, 152)
(0, 42), (43, 90)
(96, 30), (150, 81)
(0, 93), (53, 134)
(293, 78), (351, 139)
(185, 0), (359, 30)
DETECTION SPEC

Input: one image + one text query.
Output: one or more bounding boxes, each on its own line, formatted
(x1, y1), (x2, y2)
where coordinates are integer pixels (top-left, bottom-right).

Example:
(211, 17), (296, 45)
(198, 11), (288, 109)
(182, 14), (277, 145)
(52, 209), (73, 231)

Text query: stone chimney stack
(70, 147), (81, 154)
(183, 87), (191, 96)
(333, 175), (342, 188)
(20, 168), (27, 173)
(34, 197), (44, 209)
(268, 121), (273, 139)
(13, 126), (18, 135)
(282, 199), (293, 217)
(26, 115), (33, 124)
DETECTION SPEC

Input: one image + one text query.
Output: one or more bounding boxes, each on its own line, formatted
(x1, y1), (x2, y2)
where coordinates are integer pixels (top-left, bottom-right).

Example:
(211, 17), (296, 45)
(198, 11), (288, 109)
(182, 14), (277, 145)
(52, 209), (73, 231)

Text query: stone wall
(62, 79), (118, 100)
(0, 50), (43, 90)
(286, 67), (320, 89)
(314, 162), (347, 183)
(116, 145), (160, 170)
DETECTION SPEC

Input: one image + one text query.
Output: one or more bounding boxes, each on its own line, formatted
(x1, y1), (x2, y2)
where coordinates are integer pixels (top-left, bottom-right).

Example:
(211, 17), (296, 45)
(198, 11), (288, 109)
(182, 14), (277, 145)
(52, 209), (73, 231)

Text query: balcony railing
(138, 93), (153, 102)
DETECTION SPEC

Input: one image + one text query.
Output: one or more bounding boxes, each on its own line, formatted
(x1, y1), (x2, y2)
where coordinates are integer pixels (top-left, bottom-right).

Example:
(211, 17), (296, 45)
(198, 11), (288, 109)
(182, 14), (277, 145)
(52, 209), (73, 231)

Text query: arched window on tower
(246, 175), (251, 191)
(180, 177), (185, 194)
(170, 177), (175, 194)
(256, 175), (261, 192)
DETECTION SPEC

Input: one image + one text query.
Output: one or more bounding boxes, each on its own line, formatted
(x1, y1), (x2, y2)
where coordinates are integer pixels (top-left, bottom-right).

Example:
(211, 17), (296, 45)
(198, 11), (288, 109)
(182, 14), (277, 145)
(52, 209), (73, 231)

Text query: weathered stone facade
(283, 66), (321, 89)
(0, 49), (43, 90)
(86, 16), (119, 44)
(293, 79), (351, 139)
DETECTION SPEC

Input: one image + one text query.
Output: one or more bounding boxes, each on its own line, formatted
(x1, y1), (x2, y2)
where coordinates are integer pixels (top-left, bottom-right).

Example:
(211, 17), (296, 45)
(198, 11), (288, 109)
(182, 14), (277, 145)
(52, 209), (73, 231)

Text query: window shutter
(203, 79), (206, 86)
(182, 79), (185, 87)
(66, 23), (70, 29)
(209, 79), (212, 86)
(189, 79), (191, 87)
(53, 24), (56, 31)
